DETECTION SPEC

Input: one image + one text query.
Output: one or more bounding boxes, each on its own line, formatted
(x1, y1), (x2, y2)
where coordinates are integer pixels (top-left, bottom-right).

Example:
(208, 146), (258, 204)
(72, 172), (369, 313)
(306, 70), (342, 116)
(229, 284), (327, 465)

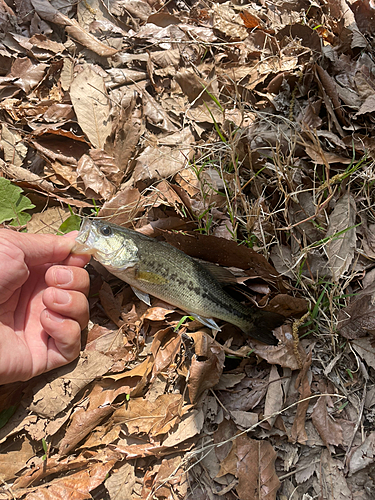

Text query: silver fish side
(74, 219), (284, 344)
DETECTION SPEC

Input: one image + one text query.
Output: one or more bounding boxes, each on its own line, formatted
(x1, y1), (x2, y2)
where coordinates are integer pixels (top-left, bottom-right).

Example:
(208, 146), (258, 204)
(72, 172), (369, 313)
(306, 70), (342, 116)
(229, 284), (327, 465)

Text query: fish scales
(130, 241), (248, 322)
(74, 219), (285, 344)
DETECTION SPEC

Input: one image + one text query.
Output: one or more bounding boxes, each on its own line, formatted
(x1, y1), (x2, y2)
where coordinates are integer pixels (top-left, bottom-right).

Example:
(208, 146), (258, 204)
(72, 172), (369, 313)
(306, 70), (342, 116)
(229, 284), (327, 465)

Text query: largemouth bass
(74, 219), (284, 344)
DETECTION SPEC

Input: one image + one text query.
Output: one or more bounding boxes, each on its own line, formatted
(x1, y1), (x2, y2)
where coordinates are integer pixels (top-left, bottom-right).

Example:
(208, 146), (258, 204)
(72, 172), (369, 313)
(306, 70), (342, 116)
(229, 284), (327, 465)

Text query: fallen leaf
(348, 431), (375, 475)
(24, 460), (116, 499)
(70, 65), (112, 149)
(263, 365), (283, 429)
(27, 206), (70, 234)
(338, 282), (375, 339)
(236, 435), (280, 500)
(188, 332), (225, 403)
(311, 396), (343, 447)
(0, 435), (34, 481)
(317, 449), (352, 499)
(112, 394), (183, 436)
(105, 462), (137, 500)
(29, 351), (114, 418)
(326, 193), (357, 282)
(291, 351), (312, 445)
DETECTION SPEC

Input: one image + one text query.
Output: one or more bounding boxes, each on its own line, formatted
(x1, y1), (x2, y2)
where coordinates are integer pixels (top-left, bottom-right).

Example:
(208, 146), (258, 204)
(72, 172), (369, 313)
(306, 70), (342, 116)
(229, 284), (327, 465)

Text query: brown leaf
(29, 351), (113, 418)
(351, 0), (375, 36)
(315, 64), (347, 126)
(151, 327), (182, 376)
(24, 460), (116, 499)
(213, 4), (248, 41)
(26, 206), (70, 234)
(250, 325), (306, 370)
(311, 396), (343, 447)
(104, 96), (144, 178)
(112, 394), (183, 436)
(58, 380), (124, 455)
(98, 187), (143, 226)
(9, 56), (48, 92)
(162, 408), (205, 447)
(326, 193), (357, 282)
(338, 282), (375, 339)
(98, 281), (123, 326)
(77, 154), (115, 200)
(70, 66), (112, 150)
(32, 0), (117, 57)
(267, 295), (308, 317)
(239, 10), (262, 29)
(188, 332), (225, 403)
(236, 435), (280, 500)
(133, 129), (194, 184)
(348, 431), (375, 474)
(142, 456), (187, 499)
(0, 435), (35, 481)
(263, 365), (283, 429)
(105, 463), (136, 500)
(351, 337), (375, 371)
(317, 449), (352, 500)
(291, 351), (312, 445)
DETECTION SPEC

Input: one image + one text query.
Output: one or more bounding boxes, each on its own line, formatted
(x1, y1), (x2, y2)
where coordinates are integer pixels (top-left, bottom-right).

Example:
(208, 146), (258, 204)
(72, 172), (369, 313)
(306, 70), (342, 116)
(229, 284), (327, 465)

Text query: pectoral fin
(188, 313), (221, 331)
(131, 286), (151, 306)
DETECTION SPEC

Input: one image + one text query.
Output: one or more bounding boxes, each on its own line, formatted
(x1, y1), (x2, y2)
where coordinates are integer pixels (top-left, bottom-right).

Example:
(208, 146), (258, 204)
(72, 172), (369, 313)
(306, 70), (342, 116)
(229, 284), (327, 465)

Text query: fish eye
(100, 225), (112, 237)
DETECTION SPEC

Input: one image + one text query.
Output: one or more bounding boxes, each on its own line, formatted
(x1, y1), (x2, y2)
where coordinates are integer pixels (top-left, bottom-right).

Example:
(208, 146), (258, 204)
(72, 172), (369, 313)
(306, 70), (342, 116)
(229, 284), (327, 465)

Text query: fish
(74, 218), (285, 344)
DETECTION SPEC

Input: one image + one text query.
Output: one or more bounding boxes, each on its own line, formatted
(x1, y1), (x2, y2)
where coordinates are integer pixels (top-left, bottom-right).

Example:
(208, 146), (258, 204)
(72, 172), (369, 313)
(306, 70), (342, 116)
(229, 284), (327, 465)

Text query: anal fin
(188, 313), (221, 331)
(131, 286), (151, 306)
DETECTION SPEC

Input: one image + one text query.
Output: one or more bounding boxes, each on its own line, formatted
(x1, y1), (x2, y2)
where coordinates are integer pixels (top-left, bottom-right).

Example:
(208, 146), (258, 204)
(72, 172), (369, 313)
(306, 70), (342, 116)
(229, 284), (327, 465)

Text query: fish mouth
(73, 218), (123, 262)
(73, 218), (95, 254)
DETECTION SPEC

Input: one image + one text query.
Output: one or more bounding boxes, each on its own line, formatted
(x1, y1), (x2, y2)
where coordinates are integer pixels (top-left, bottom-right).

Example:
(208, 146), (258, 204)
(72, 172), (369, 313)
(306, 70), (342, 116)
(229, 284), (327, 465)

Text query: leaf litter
(1, 0), (375, 498)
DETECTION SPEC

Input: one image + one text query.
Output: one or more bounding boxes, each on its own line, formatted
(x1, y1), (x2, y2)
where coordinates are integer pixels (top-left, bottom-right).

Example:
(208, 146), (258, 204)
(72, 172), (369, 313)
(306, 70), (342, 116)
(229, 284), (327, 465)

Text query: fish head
(74, 218), (138, 269)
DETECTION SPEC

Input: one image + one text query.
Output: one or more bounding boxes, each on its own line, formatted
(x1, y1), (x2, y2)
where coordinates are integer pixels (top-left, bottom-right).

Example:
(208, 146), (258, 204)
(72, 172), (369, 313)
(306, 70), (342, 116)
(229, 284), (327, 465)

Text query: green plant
(0, 177), (35, 226)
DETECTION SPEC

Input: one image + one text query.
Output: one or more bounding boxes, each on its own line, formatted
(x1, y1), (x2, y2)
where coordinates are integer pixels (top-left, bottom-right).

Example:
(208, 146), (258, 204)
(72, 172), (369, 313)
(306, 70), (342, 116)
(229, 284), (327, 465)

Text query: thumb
(0, 229), (76, 267)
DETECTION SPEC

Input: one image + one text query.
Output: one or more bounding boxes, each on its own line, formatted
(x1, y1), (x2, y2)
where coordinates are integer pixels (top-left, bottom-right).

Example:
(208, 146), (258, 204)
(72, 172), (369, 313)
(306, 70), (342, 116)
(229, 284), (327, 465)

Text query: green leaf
(0, 178), (35, 226)
(57, 214), (81, 234)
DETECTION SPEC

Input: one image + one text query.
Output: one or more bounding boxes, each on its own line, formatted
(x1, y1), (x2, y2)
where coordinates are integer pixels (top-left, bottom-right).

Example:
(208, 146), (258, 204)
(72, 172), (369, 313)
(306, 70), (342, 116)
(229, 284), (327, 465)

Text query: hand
(0, 229), (90, 384)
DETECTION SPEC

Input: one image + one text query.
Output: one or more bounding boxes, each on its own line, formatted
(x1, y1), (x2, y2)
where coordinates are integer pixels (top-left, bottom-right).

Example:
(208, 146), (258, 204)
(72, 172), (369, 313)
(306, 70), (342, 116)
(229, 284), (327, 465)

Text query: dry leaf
(338, 281), (375, 339)
(29, 351), (114, 418)
(236, 435), (280, 500)
(311, 396), (343, 447)
(70, 65), (112, 149)
(326, 193), (357, 282)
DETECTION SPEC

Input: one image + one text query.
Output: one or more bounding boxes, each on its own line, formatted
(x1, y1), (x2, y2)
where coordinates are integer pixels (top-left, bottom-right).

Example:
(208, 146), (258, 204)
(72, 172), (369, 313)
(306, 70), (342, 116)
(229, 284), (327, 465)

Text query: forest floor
(1, 0), (375, 498)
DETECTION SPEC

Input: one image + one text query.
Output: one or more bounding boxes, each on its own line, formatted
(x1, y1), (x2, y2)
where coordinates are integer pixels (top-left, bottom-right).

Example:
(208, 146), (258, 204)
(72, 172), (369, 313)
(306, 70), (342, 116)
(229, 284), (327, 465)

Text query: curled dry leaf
(291, 351), (312, 445)
(263, 365), (284, 429)
(250, 325), (306, 370)
(23, 460), (116, 499)
(187, 331), (225, 403)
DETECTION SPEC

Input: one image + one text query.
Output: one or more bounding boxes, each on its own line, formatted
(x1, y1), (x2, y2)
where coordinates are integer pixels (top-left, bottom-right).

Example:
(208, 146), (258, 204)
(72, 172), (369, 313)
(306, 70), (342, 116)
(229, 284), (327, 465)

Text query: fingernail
(54, 267), (73, 285)
(46, 310), (65, 323)
(54, 289), (71, 305)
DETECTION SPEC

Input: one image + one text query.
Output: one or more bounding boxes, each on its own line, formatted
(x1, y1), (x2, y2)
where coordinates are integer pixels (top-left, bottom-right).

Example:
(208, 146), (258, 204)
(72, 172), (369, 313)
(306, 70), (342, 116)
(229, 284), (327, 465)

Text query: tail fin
(243, 310), (285, 345)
